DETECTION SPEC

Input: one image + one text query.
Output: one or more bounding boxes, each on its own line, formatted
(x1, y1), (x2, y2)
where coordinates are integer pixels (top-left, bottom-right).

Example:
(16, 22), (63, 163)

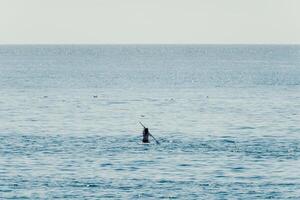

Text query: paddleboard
(137, 142), (151, 145)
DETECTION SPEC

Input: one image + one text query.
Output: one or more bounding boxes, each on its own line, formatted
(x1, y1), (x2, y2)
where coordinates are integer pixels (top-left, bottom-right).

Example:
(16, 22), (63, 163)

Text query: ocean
(0, 45), (299, 199)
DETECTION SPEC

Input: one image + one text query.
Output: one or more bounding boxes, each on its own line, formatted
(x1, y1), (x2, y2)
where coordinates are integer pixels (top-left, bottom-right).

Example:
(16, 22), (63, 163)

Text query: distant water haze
(1, 45), (299, 90)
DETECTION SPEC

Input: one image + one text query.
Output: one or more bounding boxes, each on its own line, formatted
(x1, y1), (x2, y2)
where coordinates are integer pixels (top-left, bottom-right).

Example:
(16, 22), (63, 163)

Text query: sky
(0, 0), (299, 44)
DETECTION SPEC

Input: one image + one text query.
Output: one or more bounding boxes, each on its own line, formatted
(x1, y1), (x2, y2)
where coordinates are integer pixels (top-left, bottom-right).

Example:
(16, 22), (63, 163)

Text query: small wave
(235, 126), (256, 130)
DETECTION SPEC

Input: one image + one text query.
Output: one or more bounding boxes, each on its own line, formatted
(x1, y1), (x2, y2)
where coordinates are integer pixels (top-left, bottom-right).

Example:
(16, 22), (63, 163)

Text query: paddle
(139, 122), (160, 144)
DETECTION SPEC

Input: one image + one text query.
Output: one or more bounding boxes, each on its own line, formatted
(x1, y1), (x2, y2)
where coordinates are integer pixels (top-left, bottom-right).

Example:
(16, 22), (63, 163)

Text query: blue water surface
(0, 45), (300, 199)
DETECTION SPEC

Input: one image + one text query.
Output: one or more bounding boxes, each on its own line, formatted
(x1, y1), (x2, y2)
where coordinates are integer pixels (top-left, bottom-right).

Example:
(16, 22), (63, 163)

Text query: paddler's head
(144, 128), (149, 133)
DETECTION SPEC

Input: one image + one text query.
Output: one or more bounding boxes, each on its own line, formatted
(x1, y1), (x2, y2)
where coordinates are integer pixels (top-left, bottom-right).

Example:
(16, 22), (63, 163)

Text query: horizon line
(1, 43), (300, 46)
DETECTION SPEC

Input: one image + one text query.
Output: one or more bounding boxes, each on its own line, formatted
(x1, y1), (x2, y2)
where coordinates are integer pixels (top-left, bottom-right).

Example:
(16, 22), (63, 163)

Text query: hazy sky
(0, 0), (299, 44)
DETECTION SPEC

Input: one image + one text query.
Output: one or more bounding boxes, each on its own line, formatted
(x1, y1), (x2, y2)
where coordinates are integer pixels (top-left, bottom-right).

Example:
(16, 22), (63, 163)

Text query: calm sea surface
(0, 45), (300, 199)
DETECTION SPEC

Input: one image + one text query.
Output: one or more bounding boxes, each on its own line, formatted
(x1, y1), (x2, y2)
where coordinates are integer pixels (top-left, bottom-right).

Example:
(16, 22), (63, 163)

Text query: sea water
(0, 45), (299, 199)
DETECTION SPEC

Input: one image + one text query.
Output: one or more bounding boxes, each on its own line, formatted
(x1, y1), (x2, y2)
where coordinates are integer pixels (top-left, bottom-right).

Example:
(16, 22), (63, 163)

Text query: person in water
(142, 127), (150, 143)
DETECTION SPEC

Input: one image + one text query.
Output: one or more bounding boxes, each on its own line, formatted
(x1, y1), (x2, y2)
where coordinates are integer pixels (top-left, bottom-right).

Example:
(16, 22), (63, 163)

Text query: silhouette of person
(142, 127), (150, 143)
